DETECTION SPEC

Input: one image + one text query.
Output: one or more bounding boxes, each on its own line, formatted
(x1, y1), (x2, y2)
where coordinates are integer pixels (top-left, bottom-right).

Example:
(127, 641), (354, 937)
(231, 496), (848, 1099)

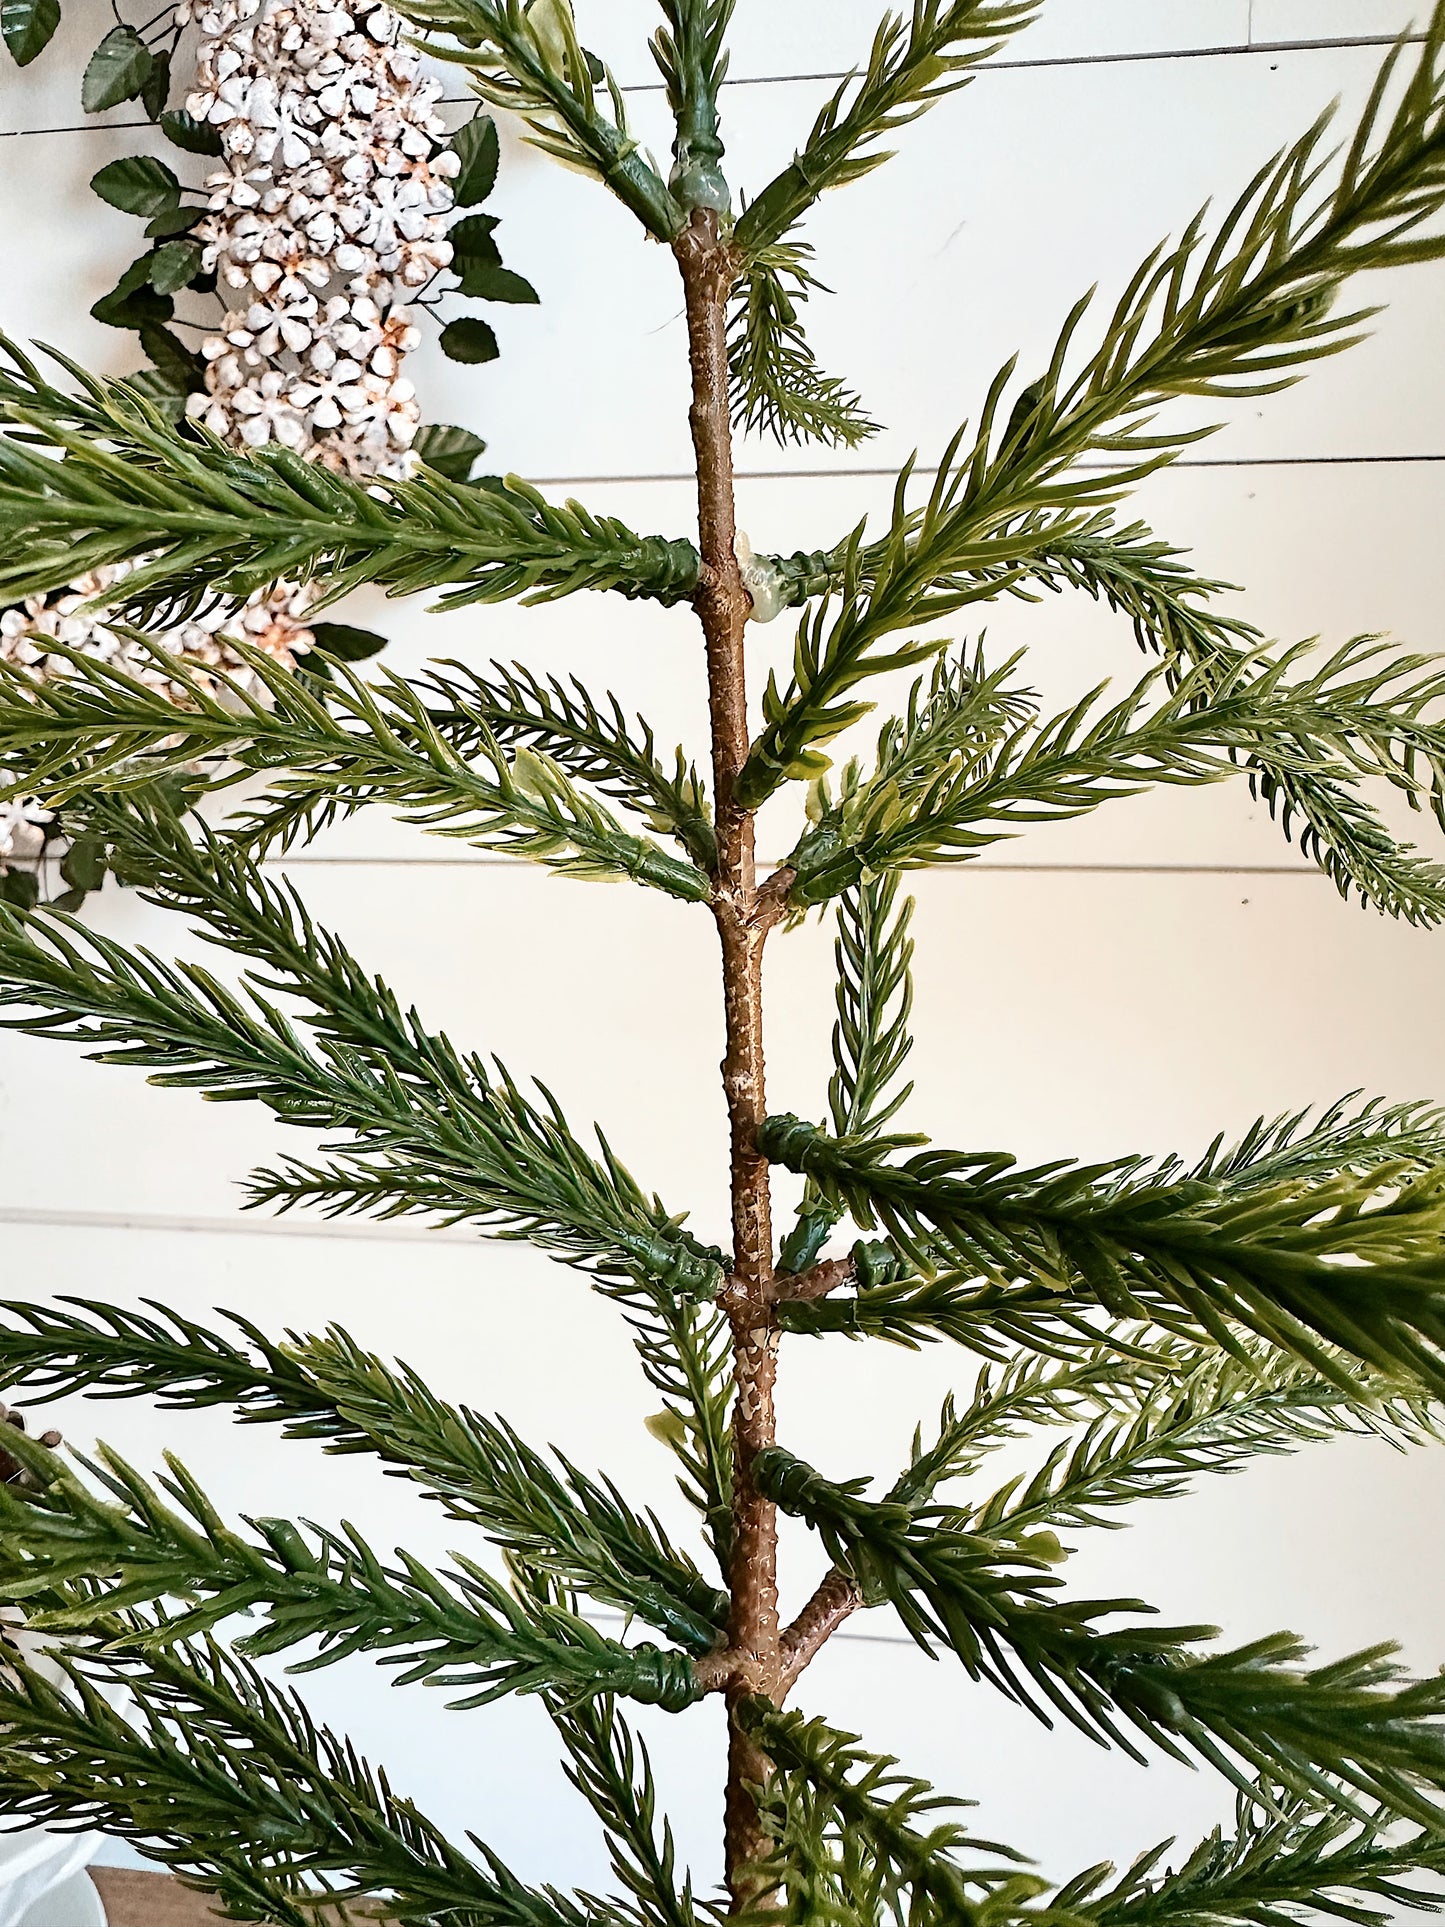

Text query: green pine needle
(743, 14), (1445, 805)
(0, 1425), (701, 1712)
(0, 1624), (591, 1924)
(0, 337), (700, 616)
(388, 0), (685, 238)
(734, 2), (1044, 255)
(727, 245), (880, 450)
(760, 1105), (1445, 1396)
(0, 638), (712, 900)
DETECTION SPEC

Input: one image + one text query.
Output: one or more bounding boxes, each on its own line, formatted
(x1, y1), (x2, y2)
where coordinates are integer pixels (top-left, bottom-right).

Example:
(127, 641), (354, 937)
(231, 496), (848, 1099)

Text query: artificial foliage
(6, 2), (1445, 1922)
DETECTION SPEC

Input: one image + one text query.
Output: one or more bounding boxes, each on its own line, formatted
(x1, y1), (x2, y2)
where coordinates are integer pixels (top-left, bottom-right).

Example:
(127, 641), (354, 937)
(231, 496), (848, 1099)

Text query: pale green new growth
(2, 3), (1445, 1923)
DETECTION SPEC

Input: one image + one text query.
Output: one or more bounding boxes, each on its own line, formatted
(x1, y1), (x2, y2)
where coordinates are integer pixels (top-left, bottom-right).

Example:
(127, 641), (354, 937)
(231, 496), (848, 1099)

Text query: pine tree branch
(726, 244), (880, 451)
(287, 1327), (731, 1654)
(785, 1097), (1445, 1367)
(1010, 520), (1445, 924)
(759, 1111), (1445, 1396)
(1057, 1780), (1445, 1927)
(0, 884), (726, 1298)
(888, 1338), (1204, 1507)
(737, 1702), (1036, 1925)
(779, 1337), (1205, 1675)
(627, 1292), (735, 1575)
(0, 1426), (703, 1711)
(0, 642), (712, 898)
(739, 11), (1445, 805)
(754, 1444), (1445, 1823)
(546, 1689), (702, 1927)
(0, 1625), (597, 1925)
(390, 0), (684, 238)
(780, 872), (917, 1275)
(782, 641), (1445, 912)
(411, 658), (717, 872)
(653, 1), (734, 217)
(968, 1348), (1445, 1537)
(733, 2), (1043, 255)
(0, 1299), (728, 1655)
(0, 339), (700, 616)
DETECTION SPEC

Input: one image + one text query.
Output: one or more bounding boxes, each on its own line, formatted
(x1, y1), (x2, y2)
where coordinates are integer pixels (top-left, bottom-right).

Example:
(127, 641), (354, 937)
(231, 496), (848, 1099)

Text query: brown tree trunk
(673, 208), (782, 1908)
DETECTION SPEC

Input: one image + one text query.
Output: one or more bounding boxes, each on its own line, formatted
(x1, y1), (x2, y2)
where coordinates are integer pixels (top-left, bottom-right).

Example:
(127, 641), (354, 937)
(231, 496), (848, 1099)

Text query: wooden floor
(89, 1869), (382, 1922)
(90, 1871), (224, 1925)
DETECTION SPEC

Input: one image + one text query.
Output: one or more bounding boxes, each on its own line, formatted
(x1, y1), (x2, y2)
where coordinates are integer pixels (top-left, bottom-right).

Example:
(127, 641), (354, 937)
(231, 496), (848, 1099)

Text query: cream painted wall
(1, 0), (1444, 1898)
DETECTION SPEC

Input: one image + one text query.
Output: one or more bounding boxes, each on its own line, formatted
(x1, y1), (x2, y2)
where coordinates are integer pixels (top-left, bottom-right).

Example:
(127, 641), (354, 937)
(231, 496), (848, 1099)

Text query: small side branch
(772, 1258), (855, 1304)
(781, 1568), (863, 1692)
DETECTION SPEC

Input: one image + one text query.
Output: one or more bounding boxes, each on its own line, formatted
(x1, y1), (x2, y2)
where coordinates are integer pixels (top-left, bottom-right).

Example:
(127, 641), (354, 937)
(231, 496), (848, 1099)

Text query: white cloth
(0, 1831), (104, 1927)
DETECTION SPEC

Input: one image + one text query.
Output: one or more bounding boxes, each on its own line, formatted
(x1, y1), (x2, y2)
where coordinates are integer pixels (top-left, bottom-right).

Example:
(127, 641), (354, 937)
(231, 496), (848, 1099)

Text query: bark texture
(674, 208), (783, 1906)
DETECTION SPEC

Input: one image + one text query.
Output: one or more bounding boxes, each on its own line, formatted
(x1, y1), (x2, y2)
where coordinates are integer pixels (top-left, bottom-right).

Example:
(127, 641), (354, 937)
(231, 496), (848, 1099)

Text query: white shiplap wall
(3, 0), (1445, 1896)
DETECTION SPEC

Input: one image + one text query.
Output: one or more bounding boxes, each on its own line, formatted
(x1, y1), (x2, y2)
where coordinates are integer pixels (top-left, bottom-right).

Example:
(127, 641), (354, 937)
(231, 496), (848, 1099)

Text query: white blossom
(2, 0), (462, 881)
(187, 0), (454, 480)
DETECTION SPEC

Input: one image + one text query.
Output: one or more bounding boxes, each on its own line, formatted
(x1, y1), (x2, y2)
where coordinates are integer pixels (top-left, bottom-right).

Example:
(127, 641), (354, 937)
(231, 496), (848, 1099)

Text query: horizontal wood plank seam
(0, 32), (1424, 139)
(264, 857), (1334, 875)
(525, 455), (1445, 487)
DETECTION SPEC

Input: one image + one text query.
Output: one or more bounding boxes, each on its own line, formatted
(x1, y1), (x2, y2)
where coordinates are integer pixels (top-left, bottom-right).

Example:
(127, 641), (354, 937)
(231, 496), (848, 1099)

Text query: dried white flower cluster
(183, 0), (457, 477)
(0, 565), (316, 705)
(0, 0), (462, 878)
(0, 570), (317, 876)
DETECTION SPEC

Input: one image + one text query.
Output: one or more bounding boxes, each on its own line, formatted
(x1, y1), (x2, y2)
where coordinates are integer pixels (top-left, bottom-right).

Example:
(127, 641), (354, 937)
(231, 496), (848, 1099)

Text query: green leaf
(451, 113), (500, 205)
(124, 368), (190, 422)
(459, 263), (539, 304)
(148, 237), (204, 295)
(1, 0), (59, 67)
(137, 324), (204, 393)
(307, 622), (388, 663)
(144, 203), (201, 238)
(159, 108), (223, 155)
(140, 45), (170, 119)
(81, 26), (153, 112)
(0, 868), (38, 911)
(440, 317), (500, 364)
(59, 833), (109, 895)
(412, 421), (487, 482)
(90, 255), (173, 330)
(450, 212), (501, 269)
(90, 156), (181, 218)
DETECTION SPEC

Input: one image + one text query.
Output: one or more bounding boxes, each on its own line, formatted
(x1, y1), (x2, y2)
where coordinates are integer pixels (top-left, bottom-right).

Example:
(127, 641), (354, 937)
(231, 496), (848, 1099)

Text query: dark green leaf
(124, 367), (191, 420)
(159, 108), (223, 155)
(1, 0), (59, 67)
(148, 237), (204, 296)
(308, 622), (388, 663)
(90, 156), (181, 218)
(140, 46), (170, 120)
(144, 203), (200, 238)
(0, 869), (39, 911)
(451, 114), (499, 206)
(91, 255), (173, 330)
(459, 264), (539, 305)
(439, 318), (500, 365)
(60, 834), (109, 895)
(137, 324), (205, 393)
(412, 422), (487, 482)
(81, 26), (153, 112)
(449, 213), (501, 269)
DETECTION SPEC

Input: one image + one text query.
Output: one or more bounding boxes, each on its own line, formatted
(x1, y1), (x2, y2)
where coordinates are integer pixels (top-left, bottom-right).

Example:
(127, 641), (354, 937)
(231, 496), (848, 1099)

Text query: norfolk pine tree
(10, 1), (1445, 1918)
